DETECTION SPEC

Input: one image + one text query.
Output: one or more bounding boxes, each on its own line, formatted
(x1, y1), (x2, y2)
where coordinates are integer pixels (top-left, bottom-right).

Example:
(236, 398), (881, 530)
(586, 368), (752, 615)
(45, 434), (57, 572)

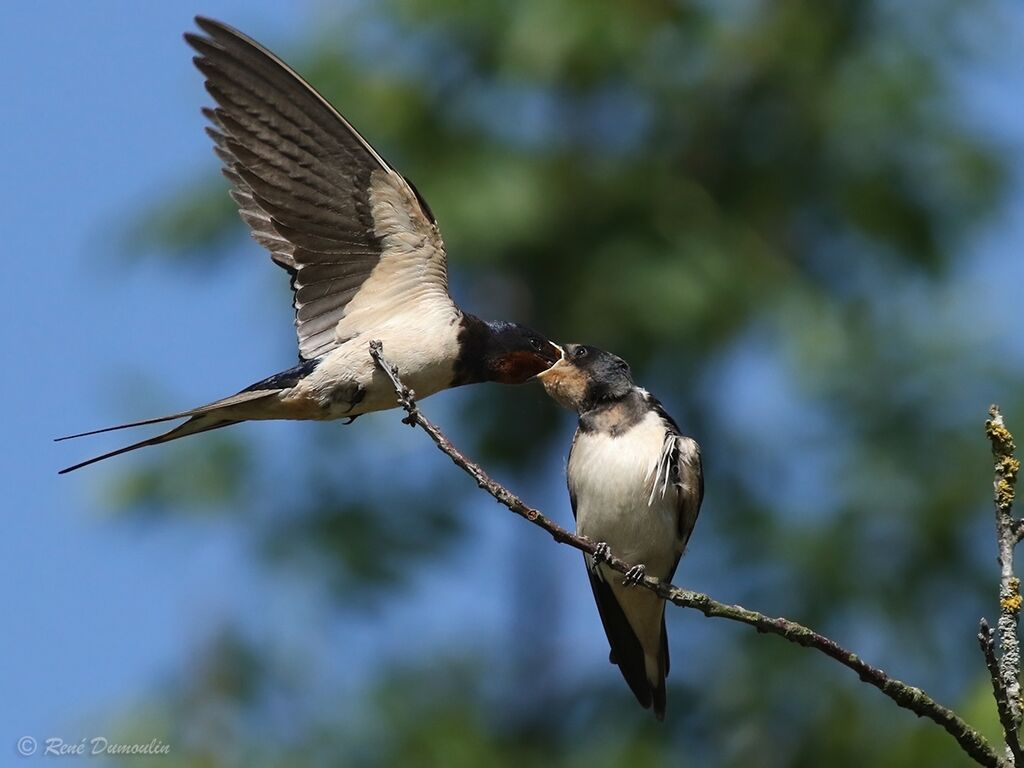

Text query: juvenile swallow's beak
(534, 343), (566, 380)
(536, 343), (592, 409)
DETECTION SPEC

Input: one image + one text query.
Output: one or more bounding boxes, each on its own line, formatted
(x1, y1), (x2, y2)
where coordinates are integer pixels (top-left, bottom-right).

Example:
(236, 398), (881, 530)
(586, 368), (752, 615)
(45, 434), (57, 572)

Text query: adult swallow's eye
(575, 346), (588, 358)
(529, 337), (542, 350)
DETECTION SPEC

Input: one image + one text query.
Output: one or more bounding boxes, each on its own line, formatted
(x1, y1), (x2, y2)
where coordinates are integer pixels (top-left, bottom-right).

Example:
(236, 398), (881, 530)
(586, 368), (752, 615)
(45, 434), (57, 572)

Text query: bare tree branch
(980, 618), (1024, 764)
(368, 341), (1004, 768)
(984, 405), (1023, 763)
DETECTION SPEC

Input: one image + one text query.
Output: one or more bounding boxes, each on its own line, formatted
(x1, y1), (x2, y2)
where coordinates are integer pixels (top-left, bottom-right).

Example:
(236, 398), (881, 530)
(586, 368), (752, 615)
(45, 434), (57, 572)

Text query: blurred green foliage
(105, 0), (1023, 765)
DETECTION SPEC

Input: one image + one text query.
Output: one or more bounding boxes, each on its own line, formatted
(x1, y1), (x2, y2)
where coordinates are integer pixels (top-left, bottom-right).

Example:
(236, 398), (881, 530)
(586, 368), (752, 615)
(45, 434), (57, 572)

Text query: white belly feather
(298, 303), (463, 418)
(570, 410), (683, 674)
(569, 411), (682, 579)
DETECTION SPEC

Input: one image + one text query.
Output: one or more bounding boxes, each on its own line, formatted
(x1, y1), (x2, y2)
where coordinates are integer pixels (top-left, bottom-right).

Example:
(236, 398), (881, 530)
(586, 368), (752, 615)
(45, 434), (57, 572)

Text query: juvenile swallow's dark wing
(186, 17), (452, 361)
(641, 392), (704, 565)
(672, 435), (704, 552)
(652, 432), (702, 713)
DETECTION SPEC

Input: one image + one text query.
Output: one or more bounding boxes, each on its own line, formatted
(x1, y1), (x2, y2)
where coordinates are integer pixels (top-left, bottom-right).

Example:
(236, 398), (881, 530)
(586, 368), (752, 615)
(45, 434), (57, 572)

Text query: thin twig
(980, 618), (1024, 764)
(368, 341), (1004, 768)
(986, 405), (1023, 762)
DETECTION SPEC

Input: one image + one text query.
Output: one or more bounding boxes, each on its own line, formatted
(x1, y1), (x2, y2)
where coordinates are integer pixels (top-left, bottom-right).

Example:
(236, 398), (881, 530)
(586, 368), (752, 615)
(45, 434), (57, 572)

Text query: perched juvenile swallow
(57, 17), (561, 474)
(538, 344), (703, 720)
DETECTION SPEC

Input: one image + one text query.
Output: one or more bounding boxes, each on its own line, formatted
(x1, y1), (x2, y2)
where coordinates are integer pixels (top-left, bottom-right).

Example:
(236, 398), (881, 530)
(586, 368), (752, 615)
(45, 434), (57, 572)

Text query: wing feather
(187, 17), (452, 361)
(674, 436), (704, 549)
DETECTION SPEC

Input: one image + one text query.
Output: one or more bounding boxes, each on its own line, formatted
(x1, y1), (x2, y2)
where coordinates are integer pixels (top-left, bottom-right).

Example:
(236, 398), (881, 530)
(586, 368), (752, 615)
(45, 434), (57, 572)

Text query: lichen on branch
(984, 406), (1023, 764)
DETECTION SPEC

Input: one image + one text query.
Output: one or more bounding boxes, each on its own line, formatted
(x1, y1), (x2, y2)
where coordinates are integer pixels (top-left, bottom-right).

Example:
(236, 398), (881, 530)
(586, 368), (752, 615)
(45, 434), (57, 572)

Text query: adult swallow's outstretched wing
(57, 18), (560, 474)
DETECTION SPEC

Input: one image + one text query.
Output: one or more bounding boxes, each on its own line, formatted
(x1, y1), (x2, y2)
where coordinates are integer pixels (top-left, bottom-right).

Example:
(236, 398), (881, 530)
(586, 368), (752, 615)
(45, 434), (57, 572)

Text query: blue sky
(3, 2), (1023, 764)
(2, 1), (308, 756)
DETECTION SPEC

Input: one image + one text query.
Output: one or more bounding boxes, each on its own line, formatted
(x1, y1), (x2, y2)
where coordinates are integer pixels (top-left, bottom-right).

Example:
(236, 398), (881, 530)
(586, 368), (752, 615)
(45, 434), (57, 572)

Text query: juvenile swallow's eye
(575, 346), (588, 358)
(529, 337), (543, 350)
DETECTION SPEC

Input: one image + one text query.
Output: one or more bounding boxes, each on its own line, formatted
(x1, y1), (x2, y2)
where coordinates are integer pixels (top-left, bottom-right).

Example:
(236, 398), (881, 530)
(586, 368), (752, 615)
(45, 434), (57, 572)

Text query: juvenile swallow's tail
(56, 389), (280, 474)
(650, 617), (670, 721)
(588, 565), (671, 720)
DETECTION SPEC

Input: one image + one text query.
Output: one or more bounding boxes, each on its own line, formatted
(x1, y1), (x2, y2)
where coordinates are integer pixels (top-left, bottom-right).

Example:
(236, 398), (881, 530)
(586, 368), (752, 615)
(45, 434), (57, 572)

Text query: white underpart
(569, 409), (684, 684)
(297, 306), (462, 418)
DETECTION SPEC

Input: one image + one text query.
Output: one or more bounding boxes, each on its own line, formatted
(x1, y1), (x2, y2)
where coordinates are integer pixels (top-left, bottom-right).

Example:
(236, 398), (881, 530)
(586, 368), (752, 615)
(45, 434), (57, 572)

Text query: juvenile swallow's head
(537, 343), (633, 412)
(483, 322), (563, 384)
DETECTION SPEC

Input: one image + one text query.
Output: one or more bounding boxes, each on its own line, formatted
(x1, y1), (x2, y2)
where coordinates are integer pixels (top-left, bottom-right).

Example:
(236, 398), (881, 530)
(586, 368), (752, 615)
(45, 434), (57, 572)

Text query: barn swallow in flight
(57, 17), (560, 474)
(538, 344), (703, 720)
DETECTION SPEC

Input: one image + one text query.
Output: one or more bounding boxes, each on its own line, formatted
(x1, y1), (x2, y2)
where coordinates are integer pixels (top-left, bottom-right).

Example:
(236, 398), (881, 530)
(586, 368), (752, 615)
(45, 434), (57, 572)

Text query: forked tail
(56, 388), (280, 474)
(57, 414), (239, 474)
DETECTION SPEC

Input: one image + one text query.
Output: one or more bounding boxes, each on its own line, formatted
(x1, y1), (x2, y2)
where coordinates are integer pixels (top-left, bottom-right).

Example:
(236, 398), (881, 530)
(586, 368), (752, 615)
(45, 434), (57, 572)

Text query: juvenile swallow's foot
(623, 564), (647, 587)
(593, 542), (612, 563)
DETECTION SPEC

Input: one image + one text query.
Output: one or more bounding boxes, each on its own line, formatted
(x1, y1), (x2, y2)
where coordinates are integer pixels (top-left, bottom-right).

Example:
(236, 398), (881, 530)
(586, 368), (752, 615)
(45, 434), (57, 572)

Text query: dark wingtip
(652, 675), (667, 721)
(204, 126), (225, 144)
(194, 16), (249, 46)
(193, 16), (221, 35)
(182, 32), (208, 54)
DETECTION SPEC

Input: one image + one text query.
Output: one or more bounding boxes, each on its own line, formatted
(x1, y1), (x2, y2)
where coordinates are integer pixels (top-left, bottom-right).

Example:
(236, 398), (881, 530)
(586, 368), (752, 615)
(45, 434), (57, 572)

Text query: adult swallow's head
(537, 343), (633, 411)
(478, 322), (563, 384)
